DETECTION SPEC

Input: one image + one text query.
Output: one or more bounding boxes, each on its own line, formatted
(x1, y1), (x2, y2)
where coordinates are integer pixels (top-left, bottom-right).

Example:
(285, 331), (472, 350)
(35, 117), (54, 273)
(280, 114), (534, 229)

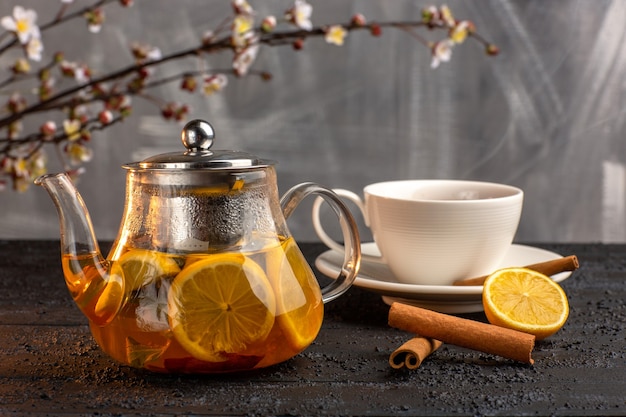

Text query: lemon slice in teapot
(167, 253), (276, 362)
(116, 249), (182, 292)
(266, 238), (323, 352)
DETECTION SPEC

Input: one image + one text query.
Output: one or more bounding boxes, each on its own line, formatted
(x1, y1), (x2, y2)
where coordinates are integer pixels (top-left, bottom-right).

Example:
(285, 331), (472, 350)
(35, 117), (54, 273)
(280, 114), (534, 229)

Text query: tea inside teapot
(78, 235), (323, 372)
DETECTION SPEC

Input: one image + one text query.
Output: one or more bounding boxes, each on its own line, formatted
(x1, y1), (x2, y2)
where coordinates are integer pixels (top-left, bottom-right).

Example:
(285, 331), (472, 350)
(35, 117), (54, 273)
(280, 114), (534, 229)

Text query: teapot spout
(35, 173), (101, 258)
(35, 173), (123, 325)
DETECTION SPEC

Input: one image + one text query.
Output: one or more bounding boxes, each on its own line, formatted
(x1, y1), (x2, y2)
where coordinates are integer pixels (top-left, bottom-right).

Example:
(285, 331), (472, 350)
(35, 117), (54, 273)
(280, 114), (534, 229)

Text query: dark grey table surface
(0, 240), (624, 416)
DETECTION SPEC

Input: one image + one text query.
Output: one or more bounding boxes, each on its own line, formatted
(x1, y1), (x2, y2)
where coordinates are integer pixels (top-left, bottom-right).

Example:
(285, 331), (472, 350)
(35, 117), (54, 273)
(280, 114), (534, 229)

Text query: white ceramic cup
(312, 180), (523, 286)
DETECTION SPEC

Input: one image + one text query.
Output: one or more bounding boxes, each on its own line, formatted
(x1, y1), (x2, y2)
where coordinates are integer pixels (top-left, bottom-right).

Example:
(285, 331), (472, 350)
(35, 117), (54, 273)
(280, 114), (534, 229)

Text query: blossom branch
(0, 0), (114, 55)
(0, 0), (497, 192)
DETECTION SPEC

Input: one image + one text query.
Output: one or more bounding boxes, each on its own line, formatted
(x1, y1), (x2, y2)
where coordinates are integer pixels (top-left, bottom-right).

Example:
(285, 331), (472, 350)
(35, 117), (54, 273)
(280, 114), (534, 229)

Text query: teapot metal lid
(124, 119), (274, 170)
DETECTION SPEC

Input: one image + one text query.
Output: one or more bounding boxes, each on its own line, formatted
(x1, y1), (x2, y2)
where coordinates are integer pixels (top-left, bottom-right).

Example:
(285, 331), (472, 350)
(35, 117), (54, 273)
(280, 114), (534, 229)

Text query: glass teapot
(36, 119), (361, 373)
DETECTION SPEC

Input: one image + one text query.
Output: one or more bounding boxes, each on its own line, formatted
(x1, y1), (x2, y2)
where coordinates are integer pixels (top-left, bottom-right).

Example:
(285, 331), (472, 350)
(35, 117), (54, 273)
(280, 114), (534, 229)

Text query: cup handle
(312, 189), (386, 265)
(281, 183), (361, 303)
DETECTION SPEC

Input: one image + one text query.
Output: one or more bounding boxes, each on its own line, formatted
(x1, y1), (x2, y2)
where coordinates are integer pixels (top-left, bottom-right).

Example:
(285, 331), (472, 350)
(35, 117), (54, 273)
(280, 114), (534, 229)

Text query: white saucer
(315, 243), (572, 314)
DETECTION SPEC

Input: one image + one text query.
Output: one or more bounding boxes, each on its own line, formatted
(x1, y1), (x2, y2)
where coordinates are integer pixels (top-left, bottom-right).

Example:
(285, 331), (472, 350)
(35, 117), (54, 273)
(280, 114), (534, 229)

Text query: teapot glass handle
(280, 182), (361, 303)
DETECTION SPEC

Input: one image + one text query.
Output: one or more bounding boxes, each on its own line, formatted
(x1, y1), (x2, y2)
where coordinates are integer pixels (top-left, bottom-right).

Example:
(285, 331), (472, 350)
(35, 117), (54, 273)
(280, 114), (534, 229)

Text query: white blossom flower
(286, 0), (313, 31)
(232, 0), (253, 15)
(1, 6), (40, 45)
(449, 20), (473, 44)
(26, 37), (43, 61)
(131, 42), (162, 63)
(147, 47), (162, 61)
(74, 66), (90, 84)
(325, 25), (347, 46)
(12, 57), (30, 73)
(66, 142), (93, 165)
(440, 5), (456, 27)
(85, 8), (105, 33)
(202, 30), (215, 45)
(13, 157), (28, 177)
(431, 39), (453, 68)
(63, 119), (82, 141)
(232, 42), (259, 76)
(29, 151), (47, 177)
(232, 14), (254, 50)
(88, 22), (102, 33)
(202, 74), (228, 95)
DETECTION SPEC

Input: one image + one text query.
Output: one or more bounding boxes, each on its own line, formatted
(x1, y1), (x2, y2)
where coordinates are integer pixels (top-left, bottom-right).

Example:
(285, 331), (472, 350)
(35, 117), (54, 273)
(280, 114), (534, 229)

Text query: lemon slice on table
(482, 267), (569, 340)
(117, 249), (181, 292)
(167, 253), (276, 362)
(266, 238), (324, 352)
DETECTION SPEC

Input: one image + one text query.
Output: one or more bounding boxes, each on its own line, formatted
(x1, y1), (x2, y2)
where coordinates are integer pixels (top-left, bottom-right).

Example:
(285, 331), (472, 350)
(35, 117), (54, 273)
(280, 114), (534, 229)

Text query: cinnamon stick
(388, 302), (535, 364)
(453, 255), (579, 286)
(389, 337), (443, 369)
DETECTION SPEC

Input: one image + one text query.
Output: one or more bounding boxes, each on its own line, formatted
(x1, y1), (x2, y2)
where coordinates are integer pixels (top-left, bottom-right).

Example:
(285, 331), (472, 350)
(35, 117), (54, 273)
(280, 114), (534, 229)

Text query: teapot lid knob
(125, 118), (275, 170)
(182, 119), (215, 152)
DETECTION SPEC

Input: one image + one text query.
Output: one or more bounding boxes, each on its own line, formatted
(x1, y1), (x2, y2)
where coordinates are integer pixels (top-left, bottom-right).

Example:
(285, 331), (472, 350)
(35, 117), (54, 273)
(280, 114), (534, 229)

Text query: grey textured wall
(1, 0), (625, 243)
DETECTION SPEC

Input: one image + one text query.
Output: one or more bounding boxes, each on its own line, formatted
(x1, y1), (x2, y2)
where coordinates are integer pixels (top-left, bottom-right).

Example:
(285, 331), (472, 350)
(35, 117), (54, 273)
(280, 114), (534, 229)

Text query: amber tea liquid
(62, 236), (324, 373)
